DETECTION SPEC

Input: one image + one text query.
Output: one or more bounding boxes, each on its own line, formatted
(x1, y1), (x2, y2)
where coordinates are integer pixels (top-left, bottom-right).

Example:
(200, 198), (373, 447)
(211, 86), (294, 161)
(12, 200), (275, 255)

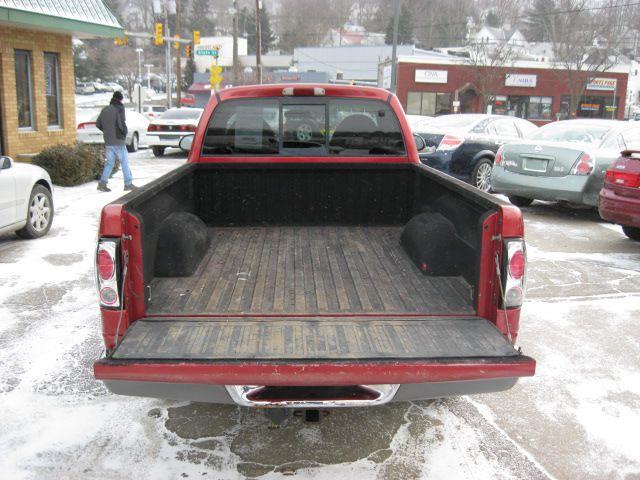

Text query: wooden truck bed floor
(147, 226), (474, 316)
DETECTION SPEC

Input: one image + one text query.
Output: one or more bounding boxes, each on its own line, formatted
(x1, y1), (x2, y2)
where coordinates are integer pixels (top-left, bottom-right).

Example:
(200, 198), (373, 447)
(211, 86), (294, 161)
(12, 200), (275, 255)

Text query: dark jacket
(96, 101), (128, 146)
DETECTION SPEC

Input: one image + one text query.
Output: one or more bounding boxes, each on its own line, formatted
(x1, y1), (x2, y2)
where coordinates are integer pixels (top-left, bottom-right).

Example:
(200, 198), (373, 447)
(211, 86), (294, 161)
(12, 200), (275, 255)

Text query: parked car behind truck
(414, 114), (537, 192)
(599, 149), (640, 240)
(93, 85), (535, 412)
(491, 119), (640, 207)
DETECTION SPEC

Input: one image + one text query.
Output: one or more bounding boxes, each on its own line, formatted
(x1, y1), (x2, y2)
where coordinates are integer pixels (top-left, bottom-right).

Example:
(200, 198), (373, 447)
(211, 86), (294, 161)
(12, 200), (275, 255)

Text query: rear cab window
(201, 98), (406, 156)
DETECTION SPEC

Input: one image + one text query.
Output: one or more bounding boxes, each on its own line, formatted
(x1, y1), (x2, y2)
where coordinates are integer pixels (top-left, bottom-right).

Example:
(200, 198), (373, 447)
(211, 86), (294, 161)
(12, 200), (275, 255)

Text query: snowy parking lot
(1, 148), (639, 479)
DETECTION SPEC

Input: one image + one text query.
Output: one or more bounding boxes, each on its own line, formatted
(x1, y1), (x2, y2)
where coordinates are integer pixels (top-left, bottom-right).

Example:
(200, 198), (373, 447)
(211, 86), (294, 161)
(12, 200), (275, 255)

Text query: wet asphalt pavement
(0, 149), (638, 479)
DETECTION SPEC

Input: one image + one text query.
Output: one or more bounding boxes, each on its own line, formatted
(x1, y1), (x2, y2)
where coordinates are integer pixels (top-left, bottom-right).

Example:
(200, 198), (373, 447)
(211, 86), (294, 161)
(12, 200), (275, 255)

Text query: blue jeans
(101, 144), (132, 185)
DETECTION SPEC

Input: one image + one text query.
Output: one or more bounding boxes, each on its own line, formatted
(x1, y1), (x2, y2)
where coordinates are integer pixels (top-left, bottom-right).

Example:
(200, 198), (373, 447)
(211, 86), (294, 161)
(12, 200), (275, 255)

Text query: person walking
(96, 91), (136, 192)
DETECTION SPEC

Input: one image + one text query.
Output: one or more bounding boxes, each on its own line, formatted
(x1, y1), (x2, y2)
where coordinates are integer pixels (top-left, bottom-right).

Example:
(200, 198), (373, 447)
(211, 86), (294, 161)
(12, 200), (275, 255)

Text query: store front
(0, 2), (122, 159)
(393, 58), (628, 124)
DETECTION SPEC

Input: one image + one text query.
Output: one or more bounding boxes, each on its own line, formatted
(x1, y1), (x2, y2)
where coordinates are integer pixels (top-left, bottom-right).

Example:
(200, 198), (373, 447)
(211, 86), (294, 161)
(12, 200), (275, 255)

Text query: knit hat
(112, 91), (124, 102)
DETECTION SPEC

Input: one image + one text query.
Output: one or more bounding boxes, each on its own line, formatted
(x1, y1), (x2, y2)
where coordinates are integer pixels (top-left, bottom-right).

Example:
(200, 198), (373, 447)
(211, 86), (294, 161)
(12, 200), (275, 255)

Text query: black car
(414, 114), (537, 191)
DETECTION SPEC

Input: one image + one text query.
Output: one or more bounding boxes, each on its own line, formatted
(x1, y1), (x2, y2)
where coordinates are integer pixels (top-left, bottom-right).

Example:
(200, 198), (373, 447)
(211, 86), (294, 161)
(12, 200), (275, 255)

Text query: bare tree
(464, 38), (515, 110)
(548, 0), (626, 118)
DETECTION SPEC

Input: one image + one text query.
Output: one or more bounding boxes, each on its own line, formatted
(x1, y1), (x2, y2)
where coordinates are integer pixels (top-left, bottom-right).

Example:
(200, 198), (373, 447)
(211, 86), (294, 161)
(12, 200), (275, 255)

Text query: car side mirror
(179, 134), (194, 152)
(413, 134), (426, 152)
(0, 156), (13, 169)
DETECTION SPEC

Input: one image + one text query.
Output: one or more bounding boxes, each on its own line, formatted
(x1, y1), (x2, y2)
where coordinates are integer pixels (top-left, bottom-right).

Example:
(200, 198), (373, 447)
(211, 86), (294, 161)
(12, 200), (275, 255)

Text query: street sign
(196, 49), (219, 57)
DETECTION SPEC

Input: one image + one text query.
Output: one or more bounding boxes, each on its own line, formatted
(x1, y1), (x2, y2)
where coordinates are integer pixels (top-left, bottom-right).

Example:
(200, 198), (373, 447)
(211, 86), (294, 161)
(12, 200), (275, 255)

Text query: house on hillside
(0, 0), (123, 159)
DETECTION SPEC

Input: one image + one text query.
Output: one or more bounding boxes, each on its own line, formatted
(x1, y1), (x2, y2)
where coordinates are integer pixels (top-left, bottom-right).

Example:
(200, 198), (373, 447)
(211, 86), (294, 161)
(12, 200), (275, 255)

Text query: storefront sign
(415, 69), (448, 84)
(586, 77), (617, 91)
(505, 73), (537, 88)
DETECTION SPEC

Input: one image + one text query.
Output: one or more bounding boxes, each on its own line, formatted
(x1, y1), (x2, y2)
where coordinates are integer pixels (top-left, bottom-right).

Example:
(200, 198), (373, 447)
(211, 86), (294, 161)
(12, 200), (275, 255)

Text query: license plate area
(523, 157), (548, 172)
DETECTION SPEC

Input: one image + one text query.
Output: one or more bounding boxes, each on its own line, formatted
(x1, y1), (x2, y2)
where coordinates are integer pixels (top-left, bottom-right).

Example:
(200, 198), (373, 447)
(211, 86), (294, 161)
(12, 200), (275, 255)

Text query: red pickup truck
(93, 84), (535, 410)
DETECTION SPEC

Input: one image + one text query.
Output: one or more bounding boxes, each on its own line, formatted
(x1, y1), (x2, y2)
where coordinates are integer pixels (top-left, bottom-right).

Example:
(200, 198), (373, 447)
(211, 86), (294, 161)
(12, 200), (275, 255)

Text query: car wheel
(508, 195), (534, 207)
(152, 146), (165, 157)
(622, 226), (640, 241)
(472, 158), (493, 192)
(127, 132), (139, 153)
(16, 185), (54, 239)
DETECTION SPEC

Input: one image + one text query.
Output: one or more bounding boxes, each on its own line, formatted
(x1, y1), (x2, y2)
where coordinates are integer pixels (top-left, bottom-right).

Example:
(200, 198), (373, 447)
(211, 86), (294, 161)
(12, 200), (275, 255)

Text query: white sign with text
(505, 74), (537, 88)
(415, 69), (448, 84)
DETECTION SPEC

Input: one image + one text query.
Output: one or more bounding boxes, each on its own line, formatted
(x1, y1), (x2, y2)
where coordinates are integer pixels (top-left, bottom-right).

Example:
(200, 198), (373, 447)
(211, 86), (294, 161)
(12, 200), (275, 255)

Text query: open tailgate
(94, 316), (535, 386)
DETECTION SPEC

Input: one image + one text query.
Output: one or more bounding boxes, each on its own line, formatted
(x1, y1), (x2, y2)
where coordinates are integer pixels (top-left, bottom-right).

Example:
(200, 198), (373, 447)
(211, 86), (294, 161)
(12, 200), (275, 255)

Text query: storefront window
(44, 53), (61, 127)
(560, 95), (619, 119)
(489, 95), (552, 119)
(406, 91), (450, 116)
(14, 50), (33, 129)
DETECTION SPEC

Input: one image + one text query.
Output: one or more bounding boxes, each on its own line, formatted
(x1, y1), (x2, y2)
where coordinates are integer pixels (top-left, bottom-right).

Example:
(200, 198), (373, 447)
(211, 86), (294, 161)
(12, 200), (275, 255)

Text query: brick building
(384, 55), (629, 125)
(0, 1), (123, 159)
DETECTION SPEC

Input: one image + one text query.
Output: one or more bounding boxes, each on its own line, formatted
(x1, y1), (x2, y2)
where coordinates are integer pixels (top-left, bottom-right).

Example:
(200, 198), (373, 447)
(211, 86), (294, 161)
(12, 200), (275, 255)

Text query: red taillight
(147, 124), (157, 132)
(502, 239), (526, 309)
(78, 122), (96, 130)
(437, 134), (464, 151)
(494, 146), (504, 166)
(96, 240), (120, 308)
(571, 152), (594, 175)
(605, 169), (640, 188)
(509, 250), (525, 279)
(97, 248), (115, 280)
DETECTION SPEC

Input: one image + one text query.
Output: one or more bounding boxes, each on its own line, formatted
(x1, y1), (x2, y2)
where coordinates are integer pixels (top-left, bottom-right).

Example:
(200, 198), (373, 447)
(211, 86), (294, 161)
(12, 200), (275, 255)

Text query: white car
(147, 107), (203, 156)
(77, 109), (149, 152)
(0, 156), (54, 239)
(140, 105), (167, 121)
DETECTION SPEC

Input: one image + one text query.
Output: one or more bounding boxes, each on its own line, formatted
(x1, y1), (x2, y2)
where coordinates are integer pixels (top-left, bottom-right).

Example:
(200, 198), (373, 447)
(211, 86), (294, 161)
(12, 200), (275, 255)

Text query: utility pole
(389, 0), (400, 93)
(164, 2), (172, 108)
(136, 48), (143, 113)
(233, 0), (239, 85)
(255, 0), (262, 84)
(175, 0), (182, 105)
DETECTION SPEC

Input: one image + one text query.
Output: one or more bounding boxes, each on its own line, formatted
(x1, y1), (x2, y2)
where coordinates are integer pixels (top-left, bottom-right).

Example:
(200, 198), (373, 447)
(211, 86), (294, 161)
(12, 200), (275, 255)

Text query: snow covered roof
(0, 0), (123, 37)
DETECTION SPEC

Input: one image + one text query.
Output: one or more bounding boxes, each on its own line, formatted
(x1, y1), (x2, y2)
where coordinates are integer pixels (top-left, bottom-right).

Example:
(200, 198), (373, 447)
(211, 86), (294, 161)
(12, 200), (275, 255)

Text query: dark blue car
(414, 114), (537, 192)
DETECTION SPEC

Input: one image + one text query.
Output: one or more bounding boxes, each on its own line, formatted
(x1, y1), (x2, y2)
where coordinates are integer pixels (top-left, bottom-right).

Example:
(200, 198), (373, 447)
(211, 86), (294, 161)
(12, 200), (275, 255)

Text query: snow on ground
(0, 150), (638, 479)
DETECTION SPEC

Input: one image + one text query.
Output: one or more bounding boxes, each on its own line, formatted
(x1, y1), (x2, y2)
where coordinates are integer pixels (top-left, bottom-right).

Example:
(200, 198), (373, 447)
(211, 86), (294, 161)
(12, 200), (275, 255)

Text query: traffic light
(154, 23), (163, 46)
(114, 36), (128, 46)
(173, 35), (180, 50)
(185, 44), (192, 57)
(193, 30), (200, 45)
(210, 64), (223, 88)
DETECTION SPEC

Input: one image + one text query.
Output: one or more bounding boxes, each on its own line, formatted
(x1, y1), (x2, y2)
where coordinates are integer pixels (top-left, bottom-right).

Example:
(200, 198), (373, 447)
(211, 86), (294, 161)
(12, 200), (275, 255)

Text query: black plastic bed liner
(147, 226), (474, 316)
(111, 316), (518, 361)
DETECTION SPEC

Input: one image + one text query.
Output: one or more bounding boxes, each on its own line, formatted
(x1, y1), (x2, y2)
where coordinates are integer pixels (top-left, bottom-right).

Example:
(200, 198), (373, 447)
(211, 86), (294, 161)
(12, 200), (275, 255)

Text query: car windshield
(528, 123), (611, 145)
(161, 109), (202, 120)
(429, 115), (484, 129)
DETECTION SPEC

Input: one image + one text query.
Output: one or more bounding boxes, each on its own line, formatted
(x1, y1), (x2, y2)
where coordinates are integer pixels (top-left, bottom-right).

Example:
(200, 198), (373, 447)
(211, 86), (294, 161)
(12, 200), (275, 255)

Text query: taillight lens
(97, 249), (115, 280)
(437, 134), (464, 151)
(96, 240), (120, 308)
(147, 124), (157, 131)
(78, 122), (96, 130)
(605, 168), (640, 188)
(502, 239), (526, 309)
(494, 146), (504, 166)
(571, 152), (595, 175)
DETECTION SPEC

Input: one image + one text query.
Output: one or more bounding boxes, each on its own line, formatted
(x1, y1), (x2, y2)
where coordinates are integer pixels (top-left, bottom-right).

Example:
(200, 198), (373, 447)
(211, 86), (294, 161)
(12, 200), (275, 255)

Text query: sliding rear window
(201, 98), (406, 156)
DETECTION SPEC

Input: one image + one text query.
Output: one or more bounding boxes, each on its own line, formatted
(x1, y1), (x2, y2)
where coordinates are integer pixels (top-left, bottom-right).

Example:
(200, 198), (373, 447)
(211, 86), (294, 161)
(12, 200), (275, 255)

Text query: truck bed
(147, 225), (474, 316)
